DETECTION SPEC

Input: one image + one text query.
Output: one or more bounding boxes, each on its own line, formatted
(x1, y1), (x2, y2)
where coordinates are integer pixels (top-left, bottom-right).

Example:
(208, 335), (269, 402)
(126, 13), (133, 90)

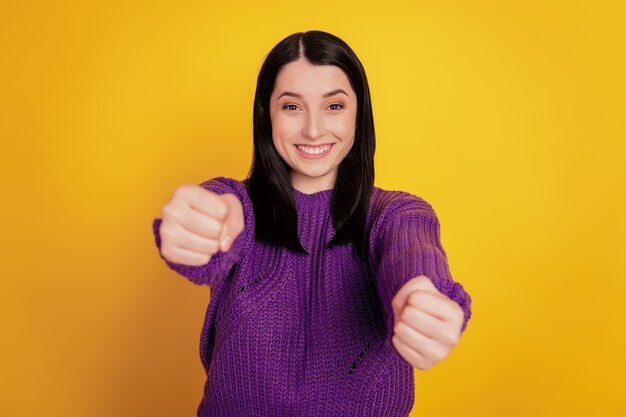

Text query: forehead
(272, 59), (355, 98)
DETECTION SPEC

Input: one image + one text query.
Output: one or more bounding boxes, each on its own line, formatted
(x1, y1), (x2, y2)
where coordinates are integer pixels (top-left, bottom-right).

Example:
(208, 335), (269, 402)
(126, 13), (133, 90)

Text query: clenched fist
(158, 184), (245, 267)
(391, 275), (465, 370)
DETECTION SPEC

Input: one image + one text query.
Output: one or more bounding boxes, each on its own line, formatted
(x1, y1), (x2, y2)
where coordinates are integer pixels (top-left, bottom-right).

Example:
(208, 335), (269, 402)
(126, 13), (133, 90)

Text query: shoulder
(369, 185), (439, 232)
(367, 186), (442, 266)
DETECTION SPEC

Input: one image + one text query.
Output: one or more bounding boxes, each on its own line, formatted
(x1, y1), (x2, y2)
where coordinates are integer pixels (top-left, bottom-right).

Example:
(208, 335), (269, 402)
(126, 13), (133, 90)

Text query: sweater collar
(293, 187), (333, 208)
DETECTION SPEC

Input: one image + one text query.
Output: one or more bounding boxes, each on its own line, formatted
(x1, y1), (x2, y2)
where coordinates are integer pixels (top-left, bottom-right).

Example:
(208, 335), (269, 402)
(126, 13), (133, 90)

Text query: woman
(152, 30), (472, 417)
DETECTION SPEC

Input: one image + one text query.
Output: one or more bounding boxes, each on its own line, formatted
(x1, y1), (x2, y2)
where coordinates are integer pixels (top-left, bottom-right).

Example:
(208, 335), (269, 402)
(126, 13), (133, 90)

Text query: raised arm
(152, 177), (253, 287)
(369, 193), (472, 357)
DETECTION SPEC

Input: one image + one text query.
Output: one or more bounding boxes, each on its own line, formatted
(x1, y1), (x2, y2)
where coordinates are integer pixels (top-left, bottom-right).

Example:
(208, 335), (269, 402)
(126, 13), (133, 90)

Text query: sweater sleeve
(152, 177), (252, 287)
(369, 193), (472, 350)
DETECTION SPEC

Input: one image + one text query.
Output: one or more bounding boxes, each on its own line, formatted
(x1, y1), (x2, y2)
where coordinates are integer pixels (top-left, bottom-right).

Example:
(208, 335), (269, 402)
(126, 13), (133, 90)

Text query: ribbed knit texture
(152, 177), (472, 417)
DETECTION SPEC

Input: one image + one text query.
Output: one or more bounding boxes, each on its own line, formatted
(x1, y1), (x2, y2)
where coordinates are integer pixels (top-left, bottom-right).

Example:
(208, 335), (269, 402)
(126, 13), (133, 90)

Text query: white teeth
(296, 144), (332, 155)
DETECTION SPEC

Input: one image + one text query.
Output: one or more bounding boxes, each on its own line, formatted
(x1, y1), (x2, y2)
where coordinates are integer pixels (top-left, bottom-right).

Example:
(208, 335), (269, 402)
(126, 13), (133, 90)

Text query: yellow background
(1, 1), (625, 416)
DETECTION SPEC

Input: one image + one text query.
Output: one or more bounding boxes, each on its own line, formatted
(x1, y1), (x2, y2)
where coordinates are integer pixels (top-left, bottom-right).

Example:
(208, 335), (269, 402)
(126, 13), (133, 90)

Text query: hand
(158, 184), (244, 266)
(390, 275), (464, 370)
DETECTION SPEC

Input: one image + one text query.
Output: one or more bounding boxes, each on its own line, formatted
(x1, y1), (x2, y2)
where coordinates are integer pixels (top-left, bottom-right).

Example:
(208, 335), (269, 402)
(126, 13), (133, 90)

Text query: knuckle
(176, 184), (200, 201)
(187, 257), (203, 267)
(432, 347), (447, 362)
(216, 195), (230, 210)
(173, 184), (190, 197)
(400, 309), (412, 323)
(161, 205), (177, 219)
(413, 292), (431, 307)
(423, 346), (440, 361)
(159, 225), (175, 241)
(456, 308), (465, 323)
(415, 275), (429, 284)
(393, 322), (402, 335)
(207, 240), (219, 252)
(230, 217), (243, 232)
(160, 247), (176, 263)
(391, 296), (402, 312)
(410, 292), (423, 305)
(415, 359), (431, 371)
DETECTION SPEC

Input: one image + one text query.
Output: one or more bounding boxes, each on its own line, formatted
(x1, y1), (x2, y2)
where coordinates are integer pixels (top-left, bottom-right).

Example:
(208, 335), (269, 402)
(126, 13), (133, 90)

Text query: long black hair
(244, 30), (376, 260)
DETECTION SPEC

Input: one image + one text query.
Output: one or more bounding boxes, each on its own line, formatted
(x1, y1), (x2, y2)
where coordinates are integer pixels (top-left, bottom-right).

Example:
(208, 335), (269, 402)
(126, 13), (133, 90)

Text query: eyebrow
(276, 88), (349, 100)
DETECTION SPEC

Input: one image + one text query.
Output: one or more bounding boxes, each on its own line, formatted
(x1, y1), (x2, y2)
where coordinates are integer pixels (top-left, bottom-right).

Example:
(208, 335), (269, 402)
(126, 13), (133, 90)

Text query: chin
(299, 171), (329, 179)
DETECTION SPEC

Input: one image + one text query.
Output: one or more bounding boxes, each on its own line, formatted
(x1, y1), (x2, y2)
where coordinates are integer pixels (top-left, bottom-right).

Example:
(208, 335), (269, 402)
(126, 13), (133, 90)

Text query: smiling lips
(295, 143), (335, 157)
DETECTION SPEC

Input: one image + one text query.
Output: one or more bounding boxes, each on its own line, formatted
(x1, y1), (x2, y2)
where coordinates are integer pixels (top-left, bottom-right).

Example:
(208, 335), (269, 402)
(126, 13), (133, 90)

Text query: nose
(302, 110), (325, 140)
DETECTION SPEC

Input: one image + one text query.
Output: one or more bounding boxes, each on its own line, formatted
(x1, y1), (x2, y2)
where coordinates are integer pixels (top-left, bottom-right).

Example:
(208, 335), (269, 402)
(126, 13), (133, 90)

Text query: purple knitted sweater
(152, 177), (472, 417)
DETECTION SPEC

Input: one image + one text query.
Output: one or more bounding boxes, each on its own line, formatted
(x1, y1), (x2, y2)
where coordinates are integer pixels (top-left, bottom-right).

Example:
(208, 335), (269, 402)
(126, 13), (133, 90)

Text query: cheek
(272, 116), (301, 140)
(330, 113), (357, 138)
(270, 121), (292, 162)
(272, 136), (288, 160)
(342, 137), (356, 156)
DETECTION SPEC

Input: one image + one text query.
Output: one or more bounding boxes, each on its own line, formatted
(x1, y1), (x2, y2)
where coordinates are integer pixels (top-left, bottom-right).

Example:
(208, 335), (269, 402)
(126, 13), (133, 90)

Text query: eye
(283, 104), (298, 111)
(329, 103), (344, 110)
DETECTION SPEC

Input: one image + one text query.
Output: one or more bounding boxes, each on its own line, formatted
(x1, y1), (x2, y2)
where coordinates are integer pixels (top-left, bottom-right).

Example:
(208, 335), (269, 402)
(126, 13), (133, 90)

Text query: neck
(291, 170), (337, 194)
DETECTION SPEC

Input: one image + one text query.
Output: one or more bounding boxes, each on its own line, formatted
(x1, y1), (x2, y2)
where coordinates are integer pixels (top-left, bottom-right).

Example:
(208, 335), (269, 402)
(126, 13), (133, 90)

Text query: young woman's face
(269, 58), (358, 194)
